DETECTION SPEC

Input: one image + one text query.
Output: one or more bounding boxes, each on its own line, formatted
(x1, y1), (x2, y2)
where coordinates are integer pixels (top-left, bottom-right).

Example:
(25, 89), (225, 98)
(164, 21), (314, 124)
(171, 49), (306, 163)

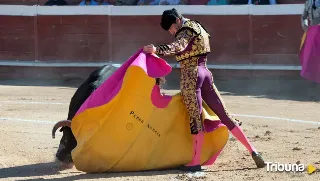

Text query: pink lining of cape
(299, 25), (320, 83)
(76, 49), (172, 116)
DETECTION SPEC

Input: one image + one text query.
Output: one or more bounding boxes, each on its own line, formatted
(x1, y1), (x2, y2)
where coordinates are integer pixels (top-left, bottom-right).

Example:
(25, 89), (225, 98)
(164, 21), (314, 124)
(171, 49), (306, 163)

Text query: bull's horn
(52, 120), (71, 139)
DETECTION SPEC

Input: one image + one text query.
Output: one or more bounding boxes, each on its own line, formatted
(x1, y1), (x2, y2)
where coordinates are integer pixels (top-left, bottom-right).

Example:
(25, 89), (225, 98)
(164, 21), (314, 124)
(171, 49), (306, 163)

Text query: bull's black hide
(56, 65), (164, 162)
(56, 65), (118, 162)
(66, 65), (118, 121)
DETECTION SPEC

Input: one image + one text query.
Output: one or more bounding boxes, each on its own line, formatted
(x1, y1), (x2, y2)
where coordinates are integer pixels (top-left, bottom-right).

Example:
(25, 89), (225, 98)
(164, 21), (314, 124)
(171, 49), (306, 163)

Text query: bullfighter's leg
(179, 62), (205, 172)
(200, 67), (266, 168)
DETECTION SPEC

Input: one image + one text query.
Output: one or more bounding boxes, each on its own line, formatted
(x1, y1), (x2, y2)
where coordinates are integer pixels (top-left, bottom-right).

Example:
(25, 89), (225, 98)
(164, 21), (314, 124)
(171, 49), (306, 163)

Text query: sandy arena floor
(0, 78), (320, 181)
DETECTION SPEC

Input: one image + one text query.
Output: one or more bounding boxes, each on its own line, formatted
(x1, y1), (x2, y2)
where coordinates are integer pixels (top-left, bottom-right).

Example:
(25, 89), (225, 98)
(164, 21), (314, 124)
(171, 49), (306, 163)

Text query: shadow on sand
(1, 160), (261, 181)
(0, 161), (73, 179)
(0, 161), (187, 181)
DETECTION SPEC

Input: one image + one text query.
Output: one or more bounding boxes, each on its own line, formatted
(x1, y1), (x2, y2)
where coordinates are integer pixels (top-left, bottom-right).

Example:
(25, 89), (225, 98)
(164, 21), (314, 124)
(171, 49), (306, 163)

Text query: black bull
(52, 65), (165, 162)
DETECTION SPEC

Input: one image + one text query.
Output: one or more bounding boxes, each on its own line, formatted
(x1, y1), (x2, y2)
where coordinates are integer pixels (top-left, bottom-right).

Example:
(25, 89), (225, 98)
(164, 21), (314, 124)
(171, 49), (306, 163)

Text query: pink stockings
(230, 125), (256, 153)
(185, 132), (204, 166)
(185, 125), (257, 166)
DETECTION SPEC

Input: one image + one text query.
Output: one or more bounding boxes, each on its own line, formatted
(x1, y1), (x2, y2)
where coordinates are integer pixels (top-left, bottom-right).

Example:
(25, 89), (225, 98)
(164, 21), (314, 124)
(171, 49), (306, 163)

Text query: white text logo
(266, 162), (305, 173)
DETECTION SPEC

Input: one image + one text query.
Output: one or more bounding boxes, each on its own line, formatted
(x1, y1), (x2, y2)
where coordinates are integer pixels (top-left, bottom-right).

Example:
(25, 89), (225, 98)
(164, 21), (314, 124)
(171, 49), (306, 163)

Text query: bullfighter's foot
(251, 151), (266, 168)
(178, 165), (203, 172)
(55, 127), (75, 163)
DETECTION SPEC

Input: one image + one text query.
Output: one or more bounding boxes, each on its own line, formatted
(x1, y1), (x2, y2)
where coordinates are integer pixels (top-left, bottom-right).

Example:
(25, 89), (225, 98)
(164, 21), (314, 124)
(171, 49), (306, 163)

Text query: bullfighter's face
(168, 18), (182, 36)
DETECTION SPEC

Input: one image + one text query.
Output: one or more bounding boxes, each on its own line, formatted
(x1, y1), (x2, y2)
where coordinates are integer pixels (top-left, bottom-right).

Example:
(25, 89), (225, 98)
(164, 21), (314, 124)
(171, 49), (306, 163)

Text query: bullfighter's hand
(143, 44), (156, 54)
(302, 19), (308, 32)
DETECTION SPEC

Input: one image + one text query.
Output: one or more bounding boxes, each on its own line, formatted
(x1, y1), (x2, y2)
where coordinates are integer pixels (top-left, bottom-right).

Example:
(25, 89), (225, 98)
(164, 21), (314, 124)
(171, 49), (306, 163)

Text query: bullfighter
(143, 8), (266, 171)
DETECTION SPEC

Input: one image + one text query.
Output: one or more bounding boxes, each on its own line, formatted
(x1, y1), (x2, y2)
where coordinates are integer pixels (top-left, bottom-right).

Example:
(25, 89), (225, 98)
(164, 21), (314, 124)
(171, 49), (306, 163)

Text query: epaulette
(193, 20), (211, 39)
(175, 20), (201, 38)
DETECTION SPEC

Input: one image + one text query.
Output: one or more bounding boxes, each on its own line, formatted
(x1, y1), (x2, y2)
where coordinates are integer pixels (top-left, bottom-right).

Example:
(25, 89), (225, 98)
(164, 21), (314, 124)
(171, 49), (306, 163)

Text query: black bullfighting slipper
(251, 151), (266, 168)
(178, 165), (203, 172)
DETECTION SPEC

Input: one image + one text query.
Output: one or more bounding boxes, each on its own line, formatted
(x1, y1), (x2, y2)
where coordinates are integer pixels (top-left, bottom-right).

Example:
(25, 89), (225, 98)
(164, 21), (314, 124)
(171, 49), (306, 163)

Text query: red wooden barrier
(0, 14), (303, 65)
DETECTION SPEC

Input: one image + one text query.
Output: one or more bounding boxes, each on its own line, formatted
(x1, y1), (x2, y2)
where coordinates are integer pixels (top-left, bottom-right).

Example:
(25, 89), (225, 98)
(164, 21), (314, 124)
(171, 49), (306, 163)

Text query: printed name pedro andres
(129, 111), (161, 137)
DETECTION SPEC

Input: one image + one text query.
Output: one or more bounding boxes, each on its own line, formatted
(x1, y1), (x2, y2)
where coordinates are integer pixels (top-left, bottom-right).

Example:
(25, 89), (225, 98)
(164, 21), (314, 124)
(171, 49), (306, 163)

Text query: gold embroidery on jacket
(155, 29), (194, 56)
(154, 20), (211, 134)
(175, 20), (210, 62)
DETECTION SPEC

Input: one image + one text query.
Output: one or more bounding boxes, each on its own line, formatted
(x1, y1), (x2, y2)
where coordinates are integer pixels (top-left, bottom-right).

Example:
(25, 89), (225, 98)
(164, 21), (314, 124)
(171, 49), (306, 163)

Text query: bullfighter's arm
(154, 28), (194, 56)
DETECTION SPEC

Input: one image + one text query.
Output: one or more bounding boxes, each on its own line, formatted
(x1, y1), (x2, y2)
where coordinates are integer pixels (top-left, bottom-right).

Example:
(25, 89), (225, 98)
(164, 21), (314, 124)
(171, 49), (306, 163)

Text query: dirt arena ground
(0, 77), (320, 181)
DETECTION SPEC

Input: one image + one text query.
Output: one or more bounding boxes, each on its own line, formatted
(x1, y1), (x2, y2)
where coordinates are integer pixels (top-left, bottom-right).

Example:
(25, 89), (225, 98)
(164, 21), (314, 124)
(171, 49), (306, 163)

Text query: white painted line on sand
(232, 114), (320, 125)
(0, 117), (54, 124)
(0, 101), (69, 105)
(1, 100), (318, 125)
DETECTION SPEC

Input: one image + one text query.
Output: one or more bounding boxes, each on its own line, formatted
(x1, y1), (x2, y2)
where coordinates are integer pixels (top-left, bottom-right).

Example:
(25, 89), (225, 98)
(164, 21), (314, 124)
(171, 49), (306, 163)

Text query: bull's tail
(52, 120), (72, 139)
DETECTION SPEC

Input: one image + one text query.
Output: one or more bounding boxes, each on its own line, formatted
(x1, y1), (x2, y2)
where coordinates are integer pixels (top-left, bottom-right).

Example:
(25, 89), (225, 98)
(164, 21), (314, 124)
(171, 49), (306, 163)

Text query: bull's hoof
(251, 151), (266, 168)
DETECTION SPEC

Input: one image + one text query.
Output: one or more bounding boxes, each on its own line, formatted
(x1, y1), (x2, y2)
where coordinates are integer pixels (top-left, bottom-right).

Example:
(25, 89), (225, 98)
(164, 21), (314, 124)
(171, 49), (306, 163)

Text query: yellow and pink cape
(70, 49), (229, 173)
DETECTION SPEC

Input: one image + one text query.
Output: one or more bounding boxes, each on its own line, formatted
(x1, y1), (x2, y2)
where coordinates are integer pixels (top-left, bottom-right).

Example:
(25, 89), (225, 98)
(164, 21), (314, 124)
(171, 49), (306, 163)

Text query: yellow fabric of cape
(70, 58), (229, 173)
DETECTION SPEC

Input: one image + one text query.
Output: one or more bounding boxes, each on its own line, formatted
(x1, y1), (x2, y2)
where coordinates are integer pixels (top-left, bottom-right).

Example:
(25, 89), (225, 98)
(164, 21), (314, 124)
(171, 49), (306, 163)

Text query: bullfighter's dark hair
(160, 8), (183, 31)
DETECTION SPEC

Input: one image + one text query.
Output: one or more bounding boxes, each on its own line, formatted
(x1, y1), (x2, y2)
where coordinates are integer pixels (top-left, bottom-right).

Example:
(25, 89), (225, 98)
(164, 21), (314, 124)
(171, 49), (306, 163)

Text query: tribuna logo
(266, 162), (305, 173)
